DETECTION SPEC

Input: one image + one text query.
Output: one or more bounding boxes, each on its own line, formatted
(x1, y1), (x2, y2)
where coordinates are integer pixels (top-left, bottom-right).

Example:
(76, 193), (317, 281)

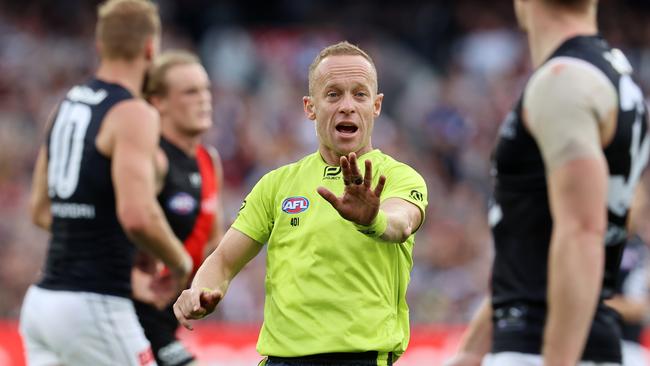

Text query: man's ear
(149, 95), (166, 113)
(373, 93), (384, 118)
(303, 96), (316, 120)
(144, 36), (156, 62)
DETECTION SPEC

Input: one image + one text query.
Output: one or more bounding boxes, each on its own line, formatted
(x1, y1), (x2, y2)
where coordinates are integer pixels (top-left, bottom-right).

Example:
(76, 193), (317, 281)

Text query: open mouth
(335, 123), (358, 134)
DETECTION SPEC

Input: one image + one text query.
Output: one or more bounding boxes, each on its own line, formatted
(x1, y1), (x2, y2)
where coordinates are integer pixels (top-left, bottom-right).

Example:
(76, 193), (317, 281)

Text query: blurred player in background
(447, 0), (650, 365)
(20, 1), (192, 365)
(174, 41), (428, 366)
(606, 176), (650, 366)
(606, 235), (650, 366)
(132, 50), (224, 366)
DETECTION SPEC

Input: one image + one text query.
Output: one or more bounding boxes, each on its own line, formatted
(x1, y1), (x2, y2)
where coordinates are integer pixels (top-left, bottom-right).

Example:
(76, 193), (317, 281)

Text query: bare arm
(543, 158), (607, 365)
(29, 146), (51, 231)
(605, 295), (649, 323)
(173, 228), (263, 329)
(107, 100), (192, 280)
(444, 298), (493, 366)
(524, 58), (615, 366)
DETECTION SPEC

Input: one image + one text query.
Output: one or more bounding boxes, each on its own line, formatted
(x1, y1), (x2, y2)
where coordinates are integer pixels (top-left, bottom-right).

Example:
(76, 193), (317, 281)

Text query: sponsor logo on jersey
(189, 172), (202, 187)
(322, 166), (341, 180)
(168, 192), (197, 215)
(410, 190), (424, 202)
(281, 196), (309, 214)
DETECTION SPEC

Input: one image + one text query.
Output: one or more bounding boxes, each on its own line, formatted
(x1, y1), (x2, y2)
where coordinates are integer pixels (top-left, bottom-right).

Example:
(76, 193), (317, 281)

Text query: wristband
(354, 210), (388, 238)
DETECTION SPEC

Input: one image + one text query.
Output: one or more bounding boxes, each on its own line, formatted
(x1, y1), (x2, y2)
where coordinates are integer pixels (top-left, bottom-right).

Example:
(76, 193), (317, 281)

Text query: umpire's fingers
(347, 152), (360, 176)
(363, 160), (373, 187)
(317, 187), (340, 209)
(199, 289), (223, 312)
(174, 289), (202, 329)
(374, 175), (386, 197)
(174, 296), (195, 330)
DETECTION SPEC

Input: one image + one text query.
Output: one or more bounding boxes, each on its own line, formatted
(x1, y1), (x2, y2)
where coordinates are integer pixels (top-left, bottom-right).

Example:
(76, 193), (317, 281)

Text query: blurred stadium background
(1, 0), (650, 364)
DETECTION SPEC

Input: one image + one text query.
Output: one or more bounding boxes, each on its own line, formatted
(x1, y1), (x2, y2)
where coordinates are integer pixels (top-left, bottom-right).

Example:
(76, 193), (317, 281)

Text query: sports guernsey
(157, 138), (218, 276)
(231, 149), (428, 361)
(490, 35), (650, 362)
(135, 138), (218, 366)
(38, 78), (135, 298)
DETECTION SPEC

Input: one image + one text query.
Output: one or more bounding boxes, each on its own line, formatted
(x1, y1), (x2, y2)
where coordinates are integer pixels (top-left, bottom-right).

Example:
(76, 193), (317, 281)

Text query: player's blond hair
(308, 41), (378, 96)
(143, 50), (200, 100)
(96, 0), (160, 61)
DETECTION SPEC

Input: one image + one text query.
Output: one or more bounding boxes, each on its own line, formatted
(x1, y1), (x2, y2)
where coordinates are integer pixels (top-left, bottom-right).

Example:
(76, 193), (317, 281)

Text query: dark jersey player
(447, 1), (650, 366)
(132, 50), (224, 366)
(20, 1), (192, 365)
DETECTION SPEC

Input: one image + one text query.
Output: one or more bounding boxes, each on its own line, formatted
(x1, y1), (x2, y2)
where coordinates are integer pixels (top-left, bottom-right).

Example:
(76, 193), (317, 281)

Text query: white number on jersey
(606, 61), (650, 216)
(48, 101), (92, 199)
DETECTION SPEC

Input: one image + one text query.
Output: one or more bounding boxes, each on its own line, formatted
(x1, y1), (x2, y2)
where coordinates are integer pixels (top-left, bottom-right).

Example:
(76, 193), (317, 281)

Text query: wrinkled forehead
(313, 55), (378, 92)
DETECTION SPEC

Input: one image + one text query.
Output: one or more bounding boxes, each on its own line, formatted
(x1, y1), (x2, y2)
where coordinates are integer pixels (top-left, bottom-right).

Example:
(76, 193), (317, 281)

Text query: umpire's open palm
(317, 152), (386, 226)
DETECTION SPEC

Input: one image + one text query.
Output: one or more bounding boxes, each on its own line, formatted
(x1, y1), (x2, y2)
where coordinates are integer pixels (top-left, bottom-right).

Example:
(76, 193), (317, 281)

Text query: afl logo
(168, 192), (197, 215)
(282, 196), (309, 214)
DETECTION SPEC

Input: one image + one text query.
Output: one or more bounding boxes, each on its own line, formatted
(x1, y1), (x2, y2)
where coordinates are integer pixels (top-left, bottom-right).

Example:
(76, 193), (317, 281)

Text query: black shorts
(265, 351), (393, 366)
(134, 300), (195, 366)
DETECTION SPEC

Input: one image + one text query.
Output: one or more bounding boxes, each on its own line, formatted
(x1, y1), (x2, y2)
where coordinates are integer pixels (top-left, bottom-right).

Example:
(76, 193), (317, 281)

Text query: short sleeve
(381, 163), (428, 224)
(231, 172), (276, 245)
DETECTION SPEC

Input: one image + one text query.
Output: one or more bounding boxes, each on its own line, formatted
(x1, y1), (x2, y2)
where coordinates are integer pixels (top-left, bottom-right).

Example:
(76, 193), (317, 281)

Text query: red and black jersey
(134, 138), (219, 366)
(158, 137), (218, 275)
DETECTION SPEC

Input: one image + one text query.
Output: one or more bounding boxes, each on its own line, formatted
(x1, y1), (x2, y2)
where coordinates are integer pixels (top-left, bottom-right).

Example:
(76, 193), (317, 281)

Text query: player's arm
(174, 228), (263, 330)
(29, 107), (59, 231)
(204, 146), (225, 258)
(444, 297), (493, 366)
(628, 169), (650, 242)
(523, 58), (617, 366)
(605, 295), (650, 324)
(29, 146), (51, 231)
(107, 100), (192, 281)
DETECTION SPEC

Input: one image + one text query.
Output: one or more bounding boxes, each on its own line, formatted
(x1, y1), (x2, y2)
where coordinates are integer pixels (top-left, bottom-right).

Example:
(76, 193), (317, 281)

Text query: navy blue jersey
(490, 35), (650, 362)
(38, 78), (135, 298)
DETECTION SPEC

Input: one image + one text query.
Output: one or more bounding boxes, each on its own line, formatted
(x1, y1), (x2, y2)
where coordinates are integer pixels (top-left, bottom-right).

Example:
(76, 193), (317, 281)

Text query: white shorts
(621, 340), (650, 366)
(19, 286), (156, 366)
(482, 352), (621, 366)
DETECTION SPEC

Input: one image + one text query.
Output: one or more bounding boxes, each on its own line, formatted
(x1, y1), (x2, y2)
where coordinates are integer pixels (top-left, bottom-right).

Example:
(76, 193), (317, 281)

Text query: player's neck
(96, 59), (147, 97)
(161, 124), (200, 157)
(527, 9), (597, 68)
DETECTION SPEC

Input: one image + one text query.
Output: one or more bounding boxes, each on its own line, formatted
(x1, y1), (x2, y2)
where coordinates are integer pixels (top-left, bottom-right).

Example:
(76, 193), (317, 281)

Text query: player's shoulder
(528, 56), (612, 95)
(110, 98), (157, 120)
(198, 144), (222, 166)
(105, 98), (159, 132)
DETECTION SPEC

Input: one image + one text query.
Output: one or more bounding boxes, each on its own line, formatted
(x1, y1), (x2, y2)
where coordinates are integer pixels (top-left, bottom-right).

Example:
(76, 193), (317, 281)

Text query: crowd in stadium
(1, 0), (650, 327)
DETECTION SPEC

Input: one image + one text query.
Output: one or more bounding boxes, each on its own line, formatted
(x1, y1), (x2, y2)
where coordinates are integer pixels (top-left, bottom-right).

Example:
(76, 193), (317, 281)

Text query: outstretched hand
(173, 287), (223, 330)
(317, 152), (386, 225)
